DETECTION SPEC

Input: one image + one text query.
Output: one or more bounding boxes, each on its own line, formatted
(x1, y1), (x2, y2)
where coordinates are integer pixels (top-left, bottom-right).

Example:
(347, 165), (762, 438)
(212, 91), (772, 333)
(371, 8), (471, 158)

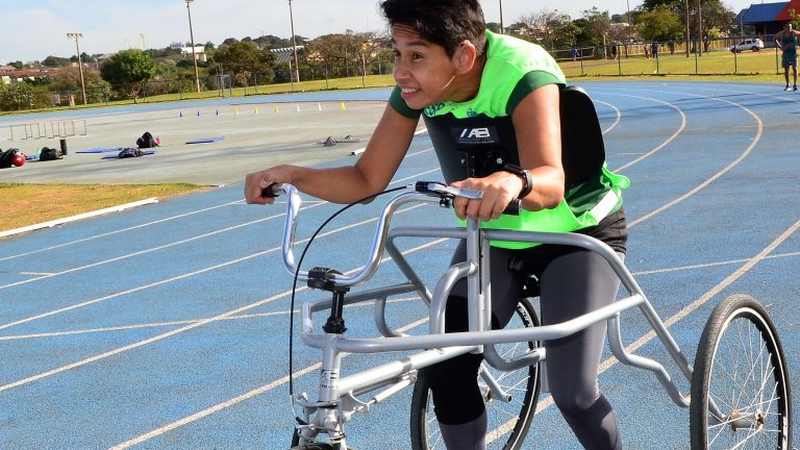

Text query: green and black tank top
(389, 30), (629, 249)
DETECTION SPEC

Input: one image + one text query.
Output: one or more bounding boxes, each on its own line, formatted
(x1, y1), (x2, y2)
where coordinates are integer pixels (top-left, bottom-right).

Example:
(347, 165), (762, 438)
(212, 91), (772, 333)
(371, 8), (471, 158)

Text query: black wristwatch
(502, 164), (533, 199)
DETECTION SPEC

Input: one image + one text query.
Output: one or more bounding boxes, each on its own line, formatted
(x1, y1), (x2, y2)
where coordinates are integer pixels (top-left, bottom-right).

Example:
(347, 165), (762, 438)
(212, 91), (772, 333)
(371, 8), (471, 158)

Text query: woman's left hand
(451, 171), (523, 221)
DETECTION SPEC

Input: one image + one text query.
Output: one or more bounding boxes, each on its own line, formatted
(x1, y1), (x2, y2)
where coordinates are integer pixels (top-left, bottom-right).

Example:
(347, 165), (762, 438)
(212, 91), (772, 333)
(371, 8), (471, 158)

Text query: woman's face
(391, 25), (458, 110)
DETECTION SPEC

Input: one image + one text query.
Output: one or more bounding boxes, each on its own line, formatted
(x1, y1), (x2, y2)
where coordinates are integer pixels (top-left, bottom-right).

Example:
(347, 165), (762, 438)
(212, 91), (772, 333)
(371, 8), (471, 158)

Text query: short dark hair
(380, 0), (487, 57)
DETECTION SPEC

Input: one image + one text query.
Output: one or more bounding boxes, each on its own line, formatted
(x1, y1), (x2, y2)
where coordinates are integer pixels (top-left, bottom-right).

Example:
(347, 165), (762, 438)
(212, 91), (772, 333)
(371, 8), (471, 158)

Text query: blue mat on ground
(186, 136), (224, 145)
(77, 147), (122, 154)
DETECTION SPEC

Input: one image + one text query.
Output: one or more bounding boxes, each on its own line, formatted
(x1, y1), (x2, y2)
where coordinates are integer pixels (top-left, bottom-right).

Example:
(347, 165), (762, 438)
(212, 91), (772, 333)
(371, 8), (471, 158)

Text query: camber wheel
(690, 294), (792, 449)
(409, 297), (541, 450)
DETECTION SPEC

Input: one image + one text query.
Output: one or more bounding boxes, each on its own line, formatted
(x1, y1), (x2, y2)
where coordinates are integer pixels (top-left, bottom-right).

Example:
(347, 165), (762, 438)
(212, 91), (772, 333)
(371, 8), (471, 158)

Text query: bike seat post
(307, 267), (350, 334)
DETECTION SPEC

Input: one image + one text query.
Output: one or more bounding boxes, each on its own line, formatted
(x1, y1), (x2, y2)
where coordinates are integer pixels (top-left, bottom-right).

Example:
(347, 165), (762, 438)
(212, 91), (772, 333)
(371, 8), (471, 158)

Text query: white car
(730, 38), (765, 53)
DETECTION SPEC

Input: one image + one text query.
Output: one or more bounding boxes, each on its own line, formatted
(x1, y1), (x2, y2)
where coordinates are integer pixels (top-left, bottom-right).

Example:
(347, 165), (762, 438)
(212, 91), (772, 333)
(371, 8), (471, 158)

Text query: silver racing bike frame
(275, 184), (698, 449)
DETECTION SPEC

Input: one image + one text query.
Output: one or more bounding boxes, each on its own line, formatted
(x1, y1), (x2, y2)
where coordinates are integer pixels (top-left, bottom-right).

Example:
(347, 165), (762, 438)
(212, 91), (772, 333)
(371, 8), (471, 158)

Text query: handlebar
(265, 181), (520, 287)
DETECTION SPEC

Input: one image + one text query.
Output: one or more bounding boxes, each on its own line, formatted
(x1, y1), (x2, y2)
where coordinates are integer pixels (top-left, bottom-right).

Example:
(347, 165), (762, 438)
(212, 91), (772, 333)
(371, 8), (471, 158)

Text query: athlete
(244, 1), (628, 449)
(776, 23), (800, 91)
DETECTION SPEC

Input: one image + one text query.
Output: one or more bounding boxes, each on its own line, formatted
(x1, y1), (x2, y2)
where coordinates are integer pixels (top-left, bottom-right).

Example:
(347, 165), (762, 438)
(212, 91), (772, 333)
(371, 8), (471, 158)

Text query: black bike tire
(408, 297), (541, 450)
(689, 294), (792, 449)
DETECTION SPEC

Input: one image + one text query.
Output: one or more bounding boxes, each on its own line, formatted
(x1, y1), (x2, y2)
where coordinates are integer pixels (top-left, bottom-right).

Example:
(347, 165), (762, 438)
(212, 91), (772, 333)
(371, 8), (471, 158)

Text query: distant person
(776, 23), (800, 91)
(643, 43), (649, 59)
(651, 42), (659, 59)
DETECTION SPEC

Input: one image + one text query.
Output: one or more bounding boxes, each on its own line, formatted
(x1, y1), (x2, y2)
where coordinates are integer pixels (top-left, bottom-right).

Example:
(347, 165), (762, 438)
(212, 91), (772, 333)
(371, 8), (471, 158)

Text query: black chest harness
(422, 86), (606, 192)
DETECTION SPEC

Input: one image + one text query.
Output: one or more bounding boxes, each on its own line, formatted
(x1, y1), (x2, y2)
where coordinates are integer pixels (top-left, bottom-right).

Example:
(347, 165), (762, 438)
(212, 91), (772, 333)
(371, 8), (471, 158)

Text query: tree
(0, 82), (51, 111)
(637, 6), (684, 42)
(511, 11), (577, 50)
(51, 67), (112, 103)
(211, 41), (274, 86)
(8, 61), (24, 69)
(100, 49), (155, 100)
(42, 55), (71, 67)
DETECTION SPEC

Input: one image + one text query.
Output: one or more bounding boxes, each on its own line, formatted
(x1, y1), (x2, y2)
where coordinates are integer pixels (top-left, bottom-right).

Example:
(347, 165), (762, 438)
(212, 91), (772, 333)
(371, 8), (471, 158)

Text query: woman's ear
(453, 40), (478, 74)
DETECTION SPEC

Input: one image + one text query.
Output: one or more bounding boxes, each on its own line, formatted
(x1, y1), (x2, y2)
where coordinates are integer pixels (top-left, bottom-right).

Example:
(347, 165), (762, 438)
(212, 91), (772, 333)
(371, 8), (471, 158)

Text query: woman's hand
(451, 171), (523, 221)
(244, 165), (297, 205)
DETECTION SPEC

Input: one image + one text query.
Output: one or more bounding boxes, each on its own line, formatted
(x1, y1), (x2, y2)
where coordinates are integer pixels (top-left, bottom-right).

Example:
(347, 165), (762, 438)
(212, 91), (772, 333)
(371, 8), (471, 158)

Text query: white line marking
(0, 199), (245, 262)
(594, 100), (622, 135)
(604, 94), (688, 172)
(0, 198), (159, 239)
(0, 169), (442, 331)
(623, 92), (764, 228)
(7, 249), (800, 342)
(0, 297), (423, 342)
(0, 239), (447, 395)
(109, 317), (431, 450)
(0, 160), (438, 292)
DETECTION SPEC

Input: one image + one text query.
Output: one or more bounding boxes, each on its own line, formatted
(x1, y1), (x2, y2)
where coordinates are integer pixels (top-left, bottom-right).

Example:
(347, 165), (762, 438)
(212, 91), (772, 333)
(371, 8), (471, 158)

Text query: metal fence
(554, 35), (785, 78)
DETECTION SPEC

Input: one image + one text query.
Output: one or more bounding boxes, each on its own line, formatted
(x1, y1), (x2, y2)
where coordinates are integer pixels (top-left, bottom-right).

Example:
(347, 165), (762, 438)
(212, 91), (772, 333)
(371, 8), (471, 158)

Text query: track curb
(0, 198), (159, 239)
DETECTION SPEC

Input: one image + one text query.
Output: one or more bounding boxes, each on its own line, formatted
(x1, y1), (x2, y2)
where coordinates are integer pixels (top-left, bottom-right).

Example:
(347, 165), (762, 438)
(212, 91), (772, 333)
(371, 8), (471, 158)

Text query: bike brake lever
(414, 181), (484, 200)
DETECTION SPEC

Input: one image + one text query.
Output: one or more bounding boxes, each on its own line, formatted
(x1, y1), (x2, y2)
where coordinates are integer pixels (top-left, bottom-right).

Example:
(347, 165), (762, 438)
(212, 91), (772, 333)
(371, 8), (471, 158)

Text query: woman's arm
(244, 104), (419, 205)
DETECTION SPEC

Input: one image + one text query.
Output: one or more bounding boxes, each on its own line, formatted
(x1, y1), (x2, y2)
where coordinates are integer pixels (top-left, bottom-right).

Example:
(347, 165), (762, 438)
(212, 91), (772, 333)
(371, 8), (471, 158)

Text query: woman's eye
(412, 53), (423, 61)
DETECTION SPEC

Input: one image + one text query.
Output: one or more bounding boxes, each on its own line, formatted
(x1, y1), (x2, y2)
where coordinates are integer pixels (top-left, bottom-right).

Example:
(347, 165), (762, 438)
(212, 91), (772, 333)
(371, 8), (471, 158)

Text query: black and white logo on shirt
(457, 126), (499, 145)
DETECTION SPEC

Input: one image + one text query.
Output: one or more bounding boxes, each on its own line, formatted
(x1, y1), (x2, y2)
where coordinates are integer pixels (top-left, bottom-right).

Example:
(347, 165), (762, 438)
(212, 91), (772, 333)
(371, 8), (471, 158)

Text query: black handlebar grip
(261, 183), (280, 198)
(503, 199), (521, 216)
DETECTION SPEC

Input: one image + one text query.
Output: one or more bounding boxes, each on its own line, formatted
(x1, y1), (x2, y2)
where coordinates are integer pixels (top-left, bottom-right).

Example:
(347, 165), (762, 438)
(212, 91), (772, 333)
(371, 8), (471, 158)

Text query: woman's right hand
(244, 165), (296, 205)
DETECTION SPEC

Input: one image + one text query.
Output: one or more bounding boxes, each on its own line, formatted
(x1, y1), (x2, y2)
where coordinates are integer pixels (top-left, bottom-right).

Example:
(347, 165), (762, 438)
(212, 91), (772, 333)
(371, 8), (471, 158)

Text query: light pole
(66, 32), (87, 105)
(499, 0), (505, 34)
(185, 0), (202, 93)
(697, 0), (703, 56)
(685, 0), (691, 57)
(289, 0), (301, 83)
(626, 0), (632, 25)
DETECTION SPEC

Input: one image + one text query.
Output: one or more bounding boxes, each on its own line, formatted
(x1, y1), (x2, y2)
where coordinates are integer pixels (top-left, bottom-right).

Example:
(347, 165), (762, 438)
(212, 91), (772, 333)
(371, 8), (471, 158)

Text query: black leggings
(425, 243), (623, 450)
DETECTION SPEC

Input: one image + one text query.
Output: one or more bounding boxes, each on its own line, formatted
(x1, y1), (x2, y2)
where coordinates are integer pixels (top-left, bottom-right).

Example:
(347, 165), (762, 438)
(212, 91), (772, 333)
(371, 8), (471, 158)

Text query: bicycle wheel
(409, 297), (541, 450)
(690, 294), (792, 449)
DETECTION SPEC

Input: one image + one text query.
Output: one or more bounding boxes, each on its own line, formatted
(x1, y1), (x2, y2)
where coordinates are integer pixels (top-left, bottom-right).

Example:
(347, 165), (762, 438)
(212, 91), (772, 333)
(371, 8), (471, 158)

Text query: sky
(0, 0), (757, 64)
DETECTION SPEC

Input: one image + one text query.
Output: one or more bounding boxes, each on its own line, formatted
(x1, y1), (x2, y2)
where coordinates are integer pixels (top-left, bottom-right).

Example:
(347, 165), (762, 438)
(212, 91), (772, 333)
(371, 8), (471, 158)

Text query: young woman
(245, 1), (628, 448)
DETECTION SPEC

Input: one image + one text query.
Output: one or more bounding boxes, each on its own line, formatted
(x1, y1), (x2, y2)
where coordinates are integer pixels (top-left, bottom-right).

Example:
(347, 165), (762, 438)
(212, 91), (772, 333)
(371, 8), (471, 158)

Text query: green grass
(561, 48), (786, 84)
(0, 183), (208, 232)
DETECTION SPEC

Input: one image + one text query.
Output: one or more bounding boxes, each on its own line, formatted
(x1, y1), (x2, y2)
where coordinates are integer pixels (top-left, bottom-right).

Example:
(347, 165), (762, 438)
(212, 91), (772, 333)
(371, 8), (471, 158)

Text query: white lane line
(0, 168), (442, 331)
(0, 297), (423, 342)
(0, 198), (159, 240)
(109, 315), (432, 450)
(0, 158), (438, 292)
(6, 250), (800, 342)
(623, 92), (764, 228)
(603, 94), (688, 172)
(0, 199), (245, 263)
(594, 100), (622, 135)
(0, 238), (447, 395)
(0, 146), (434, 264)
(17, 272), (55, 276)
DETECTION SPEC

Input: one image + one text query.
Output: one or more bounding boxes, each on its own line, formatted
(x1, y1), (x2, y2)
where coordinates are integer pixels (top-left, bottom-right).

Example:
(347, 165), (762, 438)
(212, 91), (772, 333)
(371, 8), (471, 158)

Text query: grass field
(0, 183), (207, 232)
(560, 48), (785, 82)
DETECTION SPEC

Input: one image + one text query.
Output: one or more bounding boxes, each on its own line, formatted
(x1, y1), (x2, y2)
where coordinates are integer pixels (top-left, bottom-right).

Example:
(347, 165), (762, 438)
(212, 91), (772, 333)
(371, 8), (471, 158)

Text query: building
(180, 45), (207, 63)
(736, 0), (800, 35)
